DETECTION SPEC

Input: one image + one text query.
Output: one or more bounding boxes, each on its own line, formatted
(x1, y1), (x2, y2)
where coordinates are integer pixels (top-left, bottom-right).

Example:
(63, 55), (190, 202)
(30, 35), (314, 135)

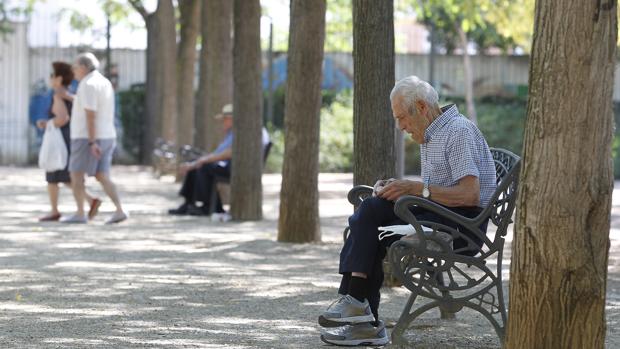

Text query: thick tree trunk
(196, 0), (233, 150)
(456, 22), (477, 124)
(352, 0), (396, 186)
(277, 0), (326, 243)
(505, 1), (616, 348)
(176, 0), (200, 146)
(230, 0), (263, 221)
(156, 0), (177, 144)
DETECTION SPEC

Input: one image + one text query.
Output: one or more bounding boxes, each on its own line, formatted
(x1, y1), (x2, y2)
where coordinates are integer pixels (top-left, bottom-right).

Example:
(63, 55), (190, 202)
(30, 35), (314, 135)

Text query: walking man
(62, 52), (128, 224)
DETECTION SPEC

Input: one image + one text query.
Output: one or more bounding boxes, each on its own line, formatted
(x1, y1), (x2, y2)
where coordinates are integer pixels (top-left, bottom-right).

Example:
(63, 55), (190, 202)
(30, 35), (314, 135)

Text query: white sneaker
(105, 211), (128, 224)
(60, 214), (88, 224)
(210, 212), (231, 222)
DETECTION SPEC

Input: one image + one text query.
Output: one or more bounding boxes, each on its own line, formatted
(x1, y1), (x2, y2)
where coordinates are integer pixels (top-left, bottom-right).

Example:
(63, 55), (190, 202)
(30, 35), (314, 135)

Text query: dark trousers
(179, 162), (230, 213)
(338, 196), (486, 322)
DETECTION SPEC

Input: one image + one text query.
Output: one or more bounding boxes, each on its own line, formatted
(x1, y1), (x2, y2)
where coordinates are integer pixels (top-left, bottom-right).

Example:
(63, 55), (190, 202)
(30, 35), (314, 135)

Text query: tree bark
(277, 0), (326, 243)
(505, 1), (616, 348)
(144, 14), (159, 162)
(176, 0), (200, 146)
(352, 0), (396, 186)
(196, 0), (233, 150)
(128, 0), (159, 163)
(456, 21), (477, 125)
(155, 0), (177, 144)
(230, 0), (263, 221)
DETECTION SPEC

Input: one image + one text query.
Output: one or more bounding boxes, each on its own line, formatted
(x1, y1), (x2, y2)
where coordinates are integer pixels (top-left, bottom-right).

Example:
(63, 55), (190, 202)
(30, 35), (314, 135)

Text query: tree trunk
(352, 0), (396, 186)
(144, 14), (158, 163)
(505, 1), (616, 348)
(277, 0), (326, 243)
(456, 22), (477, 124)
(230, 0), (263, 221)
(155, 0), (177, 144)
(176, 0), (200, 146)
(196, 0), (233, 150)
(130, 0), (174, 162)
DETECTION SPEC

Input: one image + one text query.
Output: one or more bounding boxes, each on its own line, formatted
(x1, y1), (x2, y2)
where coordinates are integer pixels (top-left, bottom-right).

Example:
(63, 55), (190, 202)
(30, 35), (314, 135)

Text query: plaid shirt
(420, 104), (497, 207)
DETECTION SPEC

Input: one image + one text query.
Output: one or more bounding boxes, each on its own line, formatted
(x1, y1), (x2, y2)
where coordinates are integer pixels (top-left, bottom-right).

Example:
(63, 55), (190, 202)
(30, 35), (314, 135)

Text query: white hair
(390, 75), (439, 110)
(76, 52), (100, 72)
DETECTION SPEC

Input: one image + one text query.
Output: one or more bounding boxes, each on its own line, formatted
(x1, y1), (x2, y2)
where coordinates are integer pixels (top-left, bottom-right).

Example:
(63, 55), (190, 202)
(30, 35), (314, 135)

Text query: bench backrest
(480, 148), (521, 244)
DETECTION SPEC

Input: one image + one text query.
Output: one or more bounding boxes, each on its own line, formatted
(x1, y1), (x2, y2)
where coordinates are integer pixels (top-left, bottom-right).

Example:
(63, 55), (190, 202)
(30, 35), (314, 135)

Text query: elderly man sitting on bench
(318, 76), (497, 346)
(168, 104), (270, 216)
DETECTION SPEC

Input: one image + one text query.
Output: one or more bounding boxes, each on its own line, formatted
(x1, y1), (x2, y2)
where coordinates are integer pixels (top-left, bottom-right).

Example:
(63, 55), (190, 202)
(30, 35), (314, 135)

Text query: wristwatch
(422, 181), (430, 199)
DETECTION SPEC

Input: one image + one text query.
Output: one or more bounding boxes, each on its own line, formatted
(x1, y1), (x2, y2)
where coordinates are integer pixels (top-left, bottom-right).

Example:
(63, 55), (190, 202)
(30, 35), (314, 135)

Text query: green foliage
(485, 0), (534, 52)
(261, 0), (353, 52)
(264, 89), (353, 173)
(325, 0), (353, 52)
(118, 84), (146, 162)
(403, 0), (534, 53)
(61, 0), (137, 35)
(319, 90), (354, 172)
(263, 86), (339, 129)
(264, 127), (284, 173)
(475, 96), (527, 155)
(0, 0), (36, 36)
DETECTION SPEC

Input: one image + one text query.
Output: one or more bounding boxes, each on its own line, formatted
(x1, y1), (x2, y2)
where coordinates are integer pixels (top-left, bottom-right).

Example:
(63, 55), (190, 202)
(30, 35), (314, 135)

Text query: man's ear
(415, 100), (427, 115)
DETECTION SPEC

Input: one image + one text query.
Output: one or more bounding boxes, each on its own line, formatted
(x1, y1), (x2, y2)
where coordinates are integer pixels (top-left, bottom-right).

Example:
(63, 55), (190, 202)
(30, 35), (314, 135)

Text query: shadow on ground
(0, 166), (617, 348)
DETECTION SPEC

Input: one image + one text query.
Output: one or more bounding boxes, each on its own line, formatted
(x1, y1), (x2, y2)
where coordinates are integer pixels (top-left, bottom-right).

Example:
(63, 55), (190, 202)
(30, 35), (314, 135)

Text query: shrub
(264, 90), (353, 173)
(117, 84), (145, 162)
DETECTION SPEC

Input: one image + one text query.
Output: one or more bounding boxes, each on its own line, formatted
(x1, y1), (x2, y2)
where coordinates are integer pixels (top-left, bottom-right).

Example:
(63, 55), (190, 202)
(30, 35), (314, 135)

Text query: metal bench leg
(391, 298), (444, 346)
(391, 289), (419, 345)
(494, 270), (507, 341)
(208, 180), (218, 215)
(435, 271), (456, 320)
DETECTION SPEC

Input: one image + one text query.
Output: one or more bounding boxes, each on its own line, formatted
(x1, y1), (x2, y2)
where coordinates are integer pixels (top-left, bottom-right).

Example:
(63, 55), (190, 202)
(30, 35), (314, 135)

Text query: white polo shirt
(71, 70), (116, 140)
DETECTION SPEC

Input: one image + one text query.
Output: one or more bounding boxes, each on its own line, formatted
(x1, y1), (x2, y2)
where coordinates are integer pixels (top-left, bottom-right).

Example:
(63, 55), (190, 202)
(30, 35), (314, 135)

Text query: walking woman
(37, 62), (100, 221)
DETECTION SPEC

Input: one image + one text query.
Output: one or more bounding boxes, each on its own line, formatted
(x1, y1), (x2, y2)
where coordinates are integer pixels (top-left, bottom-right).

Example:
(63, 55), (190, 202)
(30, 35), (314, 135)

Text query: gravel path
(0, 166), (618, 348)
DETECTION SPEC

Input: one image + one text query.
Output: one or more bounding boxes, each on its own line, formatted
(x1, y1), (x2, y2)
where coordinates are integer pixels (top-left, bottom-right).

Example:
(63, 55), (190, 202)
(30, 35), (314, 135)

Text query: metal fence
(2, 21), (620, 165)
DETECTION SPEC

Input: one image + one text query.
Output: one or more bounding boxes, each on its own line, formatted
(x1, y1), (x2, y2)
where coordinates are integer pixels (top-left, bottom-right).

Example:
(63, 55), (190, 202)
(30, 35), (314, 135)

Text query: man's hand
(179, 161), (198, 176)
(373, 178), (396, 196)
(90, 143), (101, 160)
(36, 119), (47, 129)
(378, 179), (421, 201)
(54, 88), (74, 101)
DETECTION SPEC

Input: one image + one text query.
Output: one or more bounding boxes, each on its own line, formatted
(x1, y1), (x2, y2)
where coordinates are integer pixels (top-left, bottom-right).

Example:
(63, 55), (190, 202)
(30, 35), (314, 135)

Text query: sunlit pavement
(0, 166), (618, 348)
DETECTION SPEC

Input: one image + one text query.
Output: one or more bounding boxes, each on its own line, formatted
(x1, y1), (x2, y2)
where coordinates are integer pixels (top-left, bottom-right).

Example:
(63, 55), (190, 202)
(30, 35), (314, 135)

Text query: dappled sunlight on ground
(0, 166), (617, 348)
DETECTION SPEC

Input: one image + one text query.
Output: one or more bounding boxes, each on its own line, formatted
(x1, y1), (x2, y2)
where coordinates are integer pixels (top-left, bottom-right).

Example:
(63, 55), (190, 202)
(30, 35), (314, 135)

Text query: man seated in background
(168, 104), (270, 216)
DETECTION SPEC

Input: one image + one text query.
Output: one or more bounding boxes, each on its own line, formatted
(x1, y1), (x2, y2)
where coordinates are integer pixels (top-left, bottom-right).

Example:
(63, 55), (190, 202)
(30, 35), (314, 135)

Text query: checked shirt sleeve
(446, 126), (480, 183)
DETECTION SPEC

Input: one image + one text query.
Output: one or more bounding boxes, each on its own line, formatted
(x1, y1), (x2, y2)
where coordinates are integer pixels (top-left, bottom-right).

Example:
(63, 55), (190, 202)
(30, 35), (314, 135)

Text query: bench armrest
(394, 195), (491, 248)
(347, 185), (374, 206)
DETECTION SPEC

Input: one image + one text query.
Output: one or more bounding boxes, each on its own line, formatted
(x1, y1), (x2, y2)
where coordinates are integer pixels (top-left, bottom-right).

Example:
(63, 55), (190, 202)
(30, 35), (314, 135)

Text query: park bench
(153, 139), (272, 213)
(151, 140), (208, 178)
(342, 148), (520, 344)
(152, 138), (177, 178)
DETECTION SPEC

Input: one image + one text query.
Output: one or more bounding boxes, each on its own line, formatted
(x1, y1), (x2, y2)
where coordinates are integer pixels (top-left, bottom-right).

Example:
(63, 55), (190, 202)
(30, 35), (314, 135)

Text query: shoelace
(327, 295), (348, 310)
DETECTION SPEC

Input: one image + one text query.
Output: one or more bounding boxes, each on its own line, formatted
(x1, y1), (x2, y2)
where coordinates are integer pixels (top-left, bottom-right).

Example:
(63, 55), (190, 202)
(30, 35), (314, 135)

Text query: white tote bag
(38, 121), (68, 172)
